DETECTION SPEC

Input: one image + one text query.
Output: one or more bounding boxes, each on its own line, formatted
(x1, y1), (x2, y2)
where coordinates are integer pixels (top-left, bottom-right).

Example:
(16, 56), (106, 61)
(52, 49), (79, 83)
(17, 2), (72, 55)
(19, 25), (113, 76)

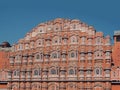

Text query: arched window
(14, 70), (19, 76)
(95, 51), (103, 57)
(25, 44), (29, 49)
(81, 37), (86, 44)
(52, 51), (60, 59)
(30, 42), (34, 48)
(51, 68), (57, 75)
(95, 68), (102, 76)
(94, 86), (103, 90)
(52, 52), (57, 58)
(39, 27), (43, 33)
(52, 36), (61, 45)
(36, 54), (40, 59)
(32, 83), (41, 90)
(88, 38), (92, 45)
(69, 69), (74, 75)
(96, 69), (99, 74)
(71, 52), (75, 58)
(40, 53), (43, 60)
(68, 84), (77, 90)
(18, 44), (23, 50)
(69, 51), (77, 58)
(96, 37), (102, 45)
(70, 36), (78, 43)
(105, 52), (110, 56)
(105, 37), (111, 45)
(36, 53), (43, 60)
(33, 69), (40, 76)
(49, 85), (58, 90)
(37, 39), (43, 47)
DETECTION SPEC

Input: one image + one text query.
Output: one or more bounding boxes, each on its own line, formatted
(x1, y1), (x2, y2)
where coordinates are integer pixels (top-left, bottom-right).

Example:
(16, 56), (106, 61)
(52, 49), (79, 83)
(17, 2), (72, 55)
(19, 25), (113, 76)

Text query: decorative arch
(35, 52), (43, 61)
(67, 83), (77, 90)
(13, 69), (20, 76)
(51, 51), (60, 59)
(69, 50), (78, 58)
(52, 36), (61, 45)
(94, 50), (103, 58)
(94, 67), (102, 76)
(94, 85), (103, 90)
(48, 83), (59, 90)
(32, 65), (41, 76)
(12, 83), (18, 90)
(32, 83), (41, 90)
(68, 66), (76, 75)
(70, 35), (78, 43)
(49, 66), (58, 75)
(20, 82), (25, 89)
(36, 39), (43, 47)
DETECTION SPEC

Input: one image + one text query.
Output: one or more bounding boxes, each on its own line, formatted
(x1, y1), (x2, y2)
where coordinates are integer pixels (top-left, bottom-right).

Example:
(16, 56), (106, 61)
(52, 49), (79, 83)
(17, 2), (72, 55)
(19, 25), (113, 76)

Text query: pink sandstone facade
(7, 18), (112, 90)
(0, 18), (120, 90)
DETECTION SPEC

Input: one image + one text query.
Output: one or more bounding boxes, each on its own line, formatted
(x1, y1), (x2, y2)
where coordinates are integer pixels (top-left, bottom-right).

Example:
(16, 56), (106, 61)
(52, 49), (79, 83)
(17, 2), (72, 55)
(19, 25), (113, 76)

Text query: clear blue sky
(0, 0), (120, 45)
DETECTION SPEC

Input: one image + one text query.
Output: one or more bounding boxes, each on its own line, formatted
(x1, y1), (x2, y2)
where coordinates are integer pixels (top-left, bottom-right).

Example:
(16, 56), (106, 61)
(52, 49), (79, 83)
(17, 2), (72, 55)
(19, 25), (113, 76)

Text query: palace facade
(7, 18), (113, 90)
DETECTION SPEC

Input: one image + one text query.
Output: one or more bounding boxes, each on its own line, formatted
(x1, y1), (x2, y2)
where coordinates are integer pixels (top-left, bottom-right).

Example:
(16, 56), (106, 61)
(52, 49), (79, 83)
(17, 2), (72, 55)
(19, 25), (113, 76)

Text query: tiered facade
(8, 18), (112, 90)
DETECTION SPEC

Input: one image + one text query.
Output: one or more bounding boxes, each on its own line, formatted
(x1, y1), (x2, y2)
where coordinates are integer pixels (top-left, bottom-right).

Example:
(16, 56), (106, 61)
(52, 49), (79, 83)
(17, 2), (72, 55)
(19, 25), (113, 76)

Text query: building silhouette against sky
(0, 18), (120, 90)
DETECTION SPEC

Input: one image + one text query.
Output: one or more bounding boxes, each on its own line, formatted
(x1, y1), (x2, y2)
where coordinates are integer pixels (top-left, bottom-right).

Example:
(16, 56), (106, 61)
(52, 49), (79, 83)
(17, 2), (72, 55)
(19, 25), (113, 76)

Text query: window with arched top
(71, 52), (75, 58)
(51, 51), (60, 59)
(88, 38), (92, 45)
(14, 70), (20, 76)
(12, 84), (18, 90)
(39, 28), (43, 33)
(105, 52), (110, 56)
(69, 51), (78, 58)
(95, 68), (102, 76)
(51, 68), (57, 75)
(95, 51), (103, 58)
(52, 36), (61, 45)
(18, 44), (23, 50)
(36, 54), (40, 59)
(94, 86), (103, 90)
(32, 84), (41, 90)
(30, 42), (34, 48)
(70, 36), (78, 43)
(70, 23), (78, 30)
(52, 52), (57, 58)
(36, 39), (43, 47)
(33, 69), (40, 76)
(105, 37), (111, 45)
(68, 84), (77, 90)
(105, 69), (110, 77)
(96, 37), (102, 45)
(35, 53), (43, 60)
(49, 85), (58, 90)
(25, 44), (29, 49)
(81, 37), (86, 44)
(54, 26), (59, 31)
(69, 69), (75, 75)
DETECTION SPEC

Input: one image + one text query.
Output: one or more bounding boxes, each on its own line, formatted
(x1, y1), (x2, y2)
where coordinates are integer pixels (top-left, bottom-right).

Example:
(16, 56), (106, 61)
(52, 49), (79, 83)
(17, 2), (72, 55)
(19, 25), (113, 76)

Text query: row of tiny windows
(15, 37), (110, 51)
(14, 51), (111, 60)
(11, 68), (103, 77)
(36, 24), (88, 32)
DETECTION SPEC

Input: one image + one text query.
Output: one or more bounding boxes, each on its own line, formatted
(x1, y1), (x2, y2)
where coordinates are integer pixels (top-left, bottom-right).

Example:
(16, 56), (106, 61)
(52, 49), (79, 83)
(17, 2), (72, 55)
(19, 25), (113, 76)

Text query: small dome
(1, 41), (11, 47)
